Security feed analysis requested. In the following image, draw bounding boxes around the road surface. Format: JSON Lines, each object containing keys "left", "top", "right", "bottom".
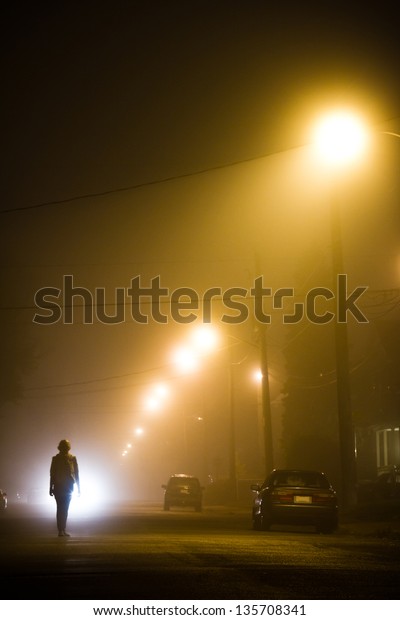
{"left": 1, "top": 501, "right": 399, "bottom": 600}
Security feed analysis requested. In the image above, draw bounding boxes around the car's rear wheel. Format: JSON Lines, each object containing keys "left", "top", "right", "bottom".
{"left": 260, "top": 514, "right": 271, "bottom": 531}
{"left": 253, "top": 514, "right": 261, "bottom": 530}
{"left": 253, "top": 511, "right": 271, "bottom": 531}
{"left": 317, "top": 520, "right": 337, "bottom": 534}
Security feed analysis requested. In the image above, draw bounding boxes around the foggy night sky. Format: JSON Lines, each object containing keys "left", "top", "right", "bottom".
{"left": 1, "top": 2, "right": 399, "bottom": 499}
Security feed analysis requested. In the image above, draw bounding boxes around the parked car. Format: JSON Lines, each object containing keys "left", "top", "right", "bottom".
{"left": 251, "top": 469, "right": 338, "bottom": 533}
{"left": 357, "top": 465, "right": 400, "bottom": 502}
{"left": 162, "top": 474, "right": 204, "bottom": 512}
{"left": 0, "top": 489, "right": 7, "bottom": 510}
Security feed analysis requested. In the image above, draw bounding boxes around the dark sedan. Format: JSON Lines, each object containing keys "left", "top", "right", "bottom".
{"left": 251, "top": 469, "right": 338, "bottom": 533}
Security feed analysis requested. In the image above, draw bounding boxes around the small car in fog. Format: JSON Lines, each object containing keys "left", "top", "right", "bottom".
{"left": 162, "top": 474, "right": 203, "bottom": 512}
{"left": 0, "top": 489, "right": 7, "bottom": 510}
{"left": 251, "top": 469, "right": 338, "bottom": 533}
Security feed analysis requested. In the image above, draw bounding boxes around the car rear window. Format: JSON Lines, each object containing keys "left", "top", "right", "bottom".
{"left": 272, "top": 472, "right": 330, "bottom": 489}
{"left": 168, "top": 478, "right": 199, "bottom": 488}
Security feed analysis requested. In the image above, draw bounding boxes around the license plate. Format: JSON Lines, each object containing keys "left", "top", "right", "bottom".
{"left": 294, "top": 495, "right": 312, "bottom": 504}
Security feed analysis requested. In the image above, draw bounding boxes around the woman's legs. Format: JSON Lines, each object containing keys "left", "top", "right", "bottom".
{"left": 55, "top": 492, "right": 72, "bottom": 534}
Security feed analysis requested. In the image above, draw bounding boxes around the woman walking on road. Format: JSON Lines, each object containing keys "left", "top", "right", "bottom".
{"left": 50, "top": 439, "right": 80, "bottom": 537}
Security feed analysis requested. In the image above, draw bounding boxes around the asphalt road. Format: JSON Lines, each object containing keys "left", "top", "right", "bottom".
{"left": 1, "top": 501, "right": 399, "bottom": 600}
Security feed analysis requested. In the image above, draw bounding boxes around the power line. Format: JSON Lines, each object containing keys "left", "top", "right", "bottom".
{"left": 2, "top": 116, "right": 399, "bottom": 216}
{"left": 0, "top": 147, "right": 299, "bottom": 215}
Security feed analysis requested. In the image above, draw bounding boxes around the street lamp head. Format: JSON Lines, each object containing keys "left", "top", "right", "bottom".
{"left": 253, "top": 369, "right": 263, "bottom": 384}
{"left": 172, "top": 346, "right": 199, "bottom": 374}
{"left": 313, "top": 111, "right": 369, "bottom": 167}
{"left": 190, "top": 325, "right": 219, "bottom": 353}
{"left": 144, "top": 382, "right": 170, "bottom": 412}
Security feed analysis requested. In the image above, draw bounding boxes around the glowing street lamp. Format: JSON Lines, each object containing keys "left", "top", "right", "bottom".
{"left": 313, "top": 111, "right": 369, "bottom": 167}
{"left": 312, "top": 110, "right": 369, "bottom": 509}
{"left": 144, "top": 382, "right": 170, "bottom": 412}
{"left": 253, "top": 369, "right": 263, "bottom": 384}
{"left": 190, "top": 325, "right": 220, "bottom": 354}
{"left": 171, "top": 327, "right": 219, "bottom": 375}
{"left": 171, "top": 346, "right": 200, "bottom": 374}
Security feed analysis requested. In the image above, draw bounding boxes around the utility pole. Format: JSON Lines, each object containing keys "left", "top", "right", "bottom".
{"left": 259, "top": 324, "right": 273, "bottom": 475}
{"left": 228, "top": 352, "right": 237, "bottom": 500}
{"left": 330, "top": 186, "right": 357, "bottom": 510}
{"left": 254, "top": 253, "right": 274, "bottom": 476}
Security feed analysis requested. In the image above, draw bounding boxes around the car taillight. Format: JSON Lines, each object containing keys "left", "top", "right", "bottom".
{"left": 312, "top": 492, "right": 335, "bottom": 504}
{"left": 272, "top": 490, "right": 294, "bottom": 502}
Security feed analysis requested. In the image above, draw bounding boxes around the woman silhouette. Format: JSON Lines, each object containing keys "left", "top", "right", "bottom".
{"left": 49, "top": 439, "right": 80, "bottom": 536}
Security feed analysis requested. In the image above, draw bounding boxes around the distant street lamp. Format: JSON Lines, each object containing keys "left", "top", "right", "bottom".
{"left": 144, "top": 382, "right": 170, "bottom": 413}
{"left": 171, "top": 346, "right": 200, "bottom": 374}
{"left": 190, "top": 325, "right": 219, "bottom": 354}
{"left": 313, "top": 110, "right": 369, "bottom": 510}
